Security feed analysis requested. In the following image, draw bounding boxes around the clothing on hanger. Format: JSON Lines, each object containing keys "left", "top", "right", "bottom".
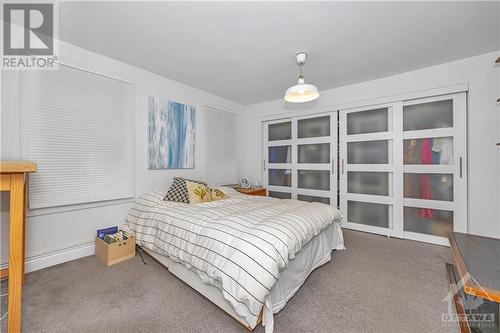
{"left": 419, "top": 138, "right": 433, "bottom": 219}
{"left": 432, "top": 137, "right": 453, "bottom": 164}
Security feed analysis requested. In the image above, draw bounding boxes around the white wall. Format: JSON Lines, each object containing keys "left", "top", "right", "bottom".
{"left": 0, "top": 41, "right": 243, "bottom": 271}
{"left": 239, "top": 51, "right": 500, "bottom": 239}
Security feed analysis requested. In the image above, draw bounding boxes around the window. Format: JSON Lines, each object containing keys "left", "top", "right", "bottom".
{"left": 22, "top": 64, "right": 134, "bottom": 209}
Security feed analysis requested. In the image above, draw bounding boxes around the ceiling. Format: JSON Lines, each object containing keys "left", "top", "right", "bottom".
{"left": 59, "top": 2, "right": 500, "bottom": 105}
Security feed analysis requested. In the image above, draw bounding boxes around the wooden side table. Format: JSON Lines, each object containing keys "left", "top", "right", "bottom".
{"left": 234, "top": 187, "right": 267, "bottom": 196}
{"left": 1, "top": 161, "right": 37, "bottom": 333}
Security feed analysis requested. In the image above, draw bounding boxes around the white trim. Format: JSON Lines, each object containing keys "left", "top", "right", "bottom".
{"left": 199, "top": 102, "right": 239, "bottom": 115}
{"left": 392, "top": 101, "right": 404, "bottom": 238}
{"left": 296, "top": 136, "right": 331, "bottom": 144}
{"left": 403, "top": 198, "right": 455, "bottom": 210}
{"left": 345, "top": 193, "right": 394, "bottom": 205}
{"left": 346, "top": 164, "right": 394, "bottom": 172}
{"left": 403, "top": 232, "right": 449, "bottom": 247}
{"left": 327, "top": 83, "right": 468, "bottom": 113}
{"left": 295, "top": 188, "right": 331, "bottom": 197}
{"left": 267, "top": 185, "right": 293, "bottom": 192}
{"left": 342, "top": 223, "right": 394, "bottom": 237}
{"left": 403, "top": 128, "right": 454, "bottom": 139}
{"left": 296, "top": 163, "right": 331, "bottom": 170}
{"left": 344, "top": 132, "right": 393, "bottom": 142}
{"left": 1, "top": 242, "right": 95, "bottom": 274}
{"left": 56, "top": 61, "right": 133, "bottom": 84}
{"left": 403, "top": 165, "right": 455, "bottom": 173}
{"left": 267, "top": 140, "right": 293, "bottom": 147}
{"left": 26, "top": 198, "right": 135, "bottom": 218}
{"left": 267, "top": 163, "right": 292, "bottom": 169}
{"left": 261, "top": 83, "right": 469, "bottom": 122}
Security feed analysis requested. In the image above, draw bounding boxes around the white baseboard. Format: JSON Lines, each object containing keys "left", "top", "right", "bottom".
{"left": 0, "top": 242, "right": 95, "bottom": 274}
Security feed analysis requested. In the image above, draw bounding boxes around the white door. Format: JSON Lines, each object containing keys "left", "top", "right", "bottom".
{"left": 339, "top": 103, "right": 399, "bottom": 237}
{"left": 263, "top": 118, "right": 293, "bottom": 199}
{"left": 263, "top": 112, "right": 338, "bottom": 206}
{"left": 340, "top": 92, "right": 467, "bottom": 245}
{"left": 401, "top": 93, "right": 467, "bottom": 245}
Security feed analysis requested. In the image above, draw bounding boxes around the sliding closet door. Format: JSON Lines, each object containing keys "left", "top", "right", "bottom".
{"left": 263, "top": 113, "right": 337, "bottom": 206}
{"left": 340, "top": 92, "right": 467, "bottom": 245}
{"left": 264, "top": 119, "right": 293, "bottom": 199}
{"left": 295, "top": 113, "right": 337, "bottom": 206}
{"left": 339, "top": 104, "right": 400, "bottom": 237}
{"left": 401, "top": 93, "right": 467, "bottom": 245}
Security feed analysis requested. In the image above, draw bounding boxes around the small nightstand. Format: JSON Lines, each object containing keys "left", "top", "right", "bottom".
{"left": 234, "top": 187, "right": 267, "bottom": 196}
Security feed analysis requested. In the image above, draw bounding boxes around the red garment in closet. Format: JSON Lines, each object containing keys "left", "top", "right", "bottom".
{"left": 419, "top": 139, "right": 433, "bottom": 219}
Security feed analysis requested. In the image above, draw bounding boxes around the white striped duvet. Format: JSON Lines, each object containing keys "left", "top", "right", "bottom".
{"left": 123, "top": 187, "right": 342, "bottom": 330}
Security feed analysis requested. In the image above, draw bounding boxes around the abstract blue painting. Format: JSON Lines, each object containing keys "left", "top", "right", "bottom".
{"left": 148, "top": 96, "right": 196, "bottom": 169}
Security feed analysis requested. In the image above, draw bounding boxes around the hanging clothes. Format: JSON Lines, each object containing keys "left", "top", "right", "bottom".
{"left": 404, "top": 139, "right": 419, "bottom": 164}
{"left": 420, "top": 138, "right": 433, "bottom": 164}
{"left": 419, "top": 138, "right": 433, "bottom": 219}
{"left": 432, "top": 137, "right": 453, "bottom": 164}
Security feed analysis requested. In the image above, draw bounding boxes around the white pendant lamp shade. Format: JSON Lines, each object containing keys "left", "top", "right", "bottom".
{"left": 284, "top": 52, "right": 319, "bottom": 103}
{"left": 284, "top": 78, "right": 320, "bottom": 103}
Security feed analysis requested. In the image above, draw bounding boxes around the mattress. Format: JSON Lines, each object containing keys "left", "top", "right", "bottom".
{"left": 123, "top": 187, "right": 344, "bottom": 331}
{"left": 144, "top": 222, "right": 344, "bottom": 332}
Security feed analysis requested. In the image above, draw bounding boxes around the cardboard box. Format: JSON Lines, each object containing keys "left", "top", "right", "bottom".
{"left": 95, "top": 232, "right": 135, "bottom": 266}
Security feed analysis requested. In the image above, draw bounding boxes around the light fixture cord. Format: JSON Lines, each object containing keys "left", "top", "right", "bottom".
{"left": 299, "top": 63, "right": 303, "bottom": 79}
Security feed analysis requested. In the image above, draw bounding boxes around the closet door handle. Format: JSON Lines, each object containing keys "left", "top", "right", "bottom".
{"left": 331, "top": 159, "right": 335, "bottom": 174}
{"left": 459, "top": 157, "right": 462, "bottom": 178}
{"left": 341, "top": 158, "right": 345, "bottom": 175}
{"left": 263, "top": 159, "right": 266, "bottom": 171}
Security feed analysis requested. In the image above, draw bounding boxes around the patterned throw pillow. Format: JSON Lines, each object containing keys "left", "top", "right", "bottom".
{"left": 185, "top": 181, "right": 227, "bottom": 204}
{"left": 164, "top": 177, "right": 207, "bottom": 203}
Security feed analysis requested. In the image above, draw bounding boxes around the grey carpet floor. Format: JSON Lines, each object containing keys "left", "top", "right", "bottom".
{"left": 1, "top": 230, "right": 456, "bottom": 333}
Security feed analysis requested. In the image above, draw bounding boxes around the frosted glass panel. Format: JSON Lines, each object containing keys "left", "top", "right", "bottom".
{"left": 269, "top": 146, "right": 291, "bottom": 163}
{"left": 269, "top": 169, "right": 291, "bottom": 187}
{"left": 403, "top": 137, "right": 453, "bottom": 165}
{"left": 347, "top": 201, "right": 389, "bottom": 228}
{"left": 297, "top": 170, "right": 330, "bottom": 191}
{"left": 268, "top": 122, "right": 291, "bottom": 141}
{"left": 297, "top": 116, "right": 330, "bottom": 138}
{"left": 347, "top": 140, "right": 389, "bottom": 164}
{"left": 348, "top": 172, "right": 389, "bottom": 196}
{"left": 297, "top": 195, "right": 330, "bottom": 204}
{"left": 404, "top": 173, "right": 453, "bottom": 201}
{"left": 347, "top": 108, "right": 388, "bottom": 135}
{"left": 403, "top": 100, "right": 453, "bottom": 131}
{"left": 404, "top": 206, "right": 453, "bottom": 237}
{"left": 269, "top": 191, "right": 291, "bottom": 199}
{"left": 298, "top": 143, "right": 330, "bottom": 163}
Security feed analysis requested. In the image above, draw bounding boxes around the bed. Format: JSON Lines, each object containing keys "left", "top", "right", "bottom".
{"left": 123, "top": 187, "right": 344, "bottom": 333}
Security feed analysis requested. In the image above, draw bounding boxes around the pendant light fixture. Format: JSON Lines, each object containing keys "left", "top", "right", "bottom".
{"left": 284, "top": 52, "right": 319, "bottom": 103}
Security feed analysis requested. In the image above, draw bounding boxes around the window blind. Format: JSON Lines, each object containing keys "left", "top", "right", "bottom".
{"left": 202, "top": 106, "right": 238, "bottom": 185}
{"left": 22, "top": 64, "right": 134, "bottom": 209}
